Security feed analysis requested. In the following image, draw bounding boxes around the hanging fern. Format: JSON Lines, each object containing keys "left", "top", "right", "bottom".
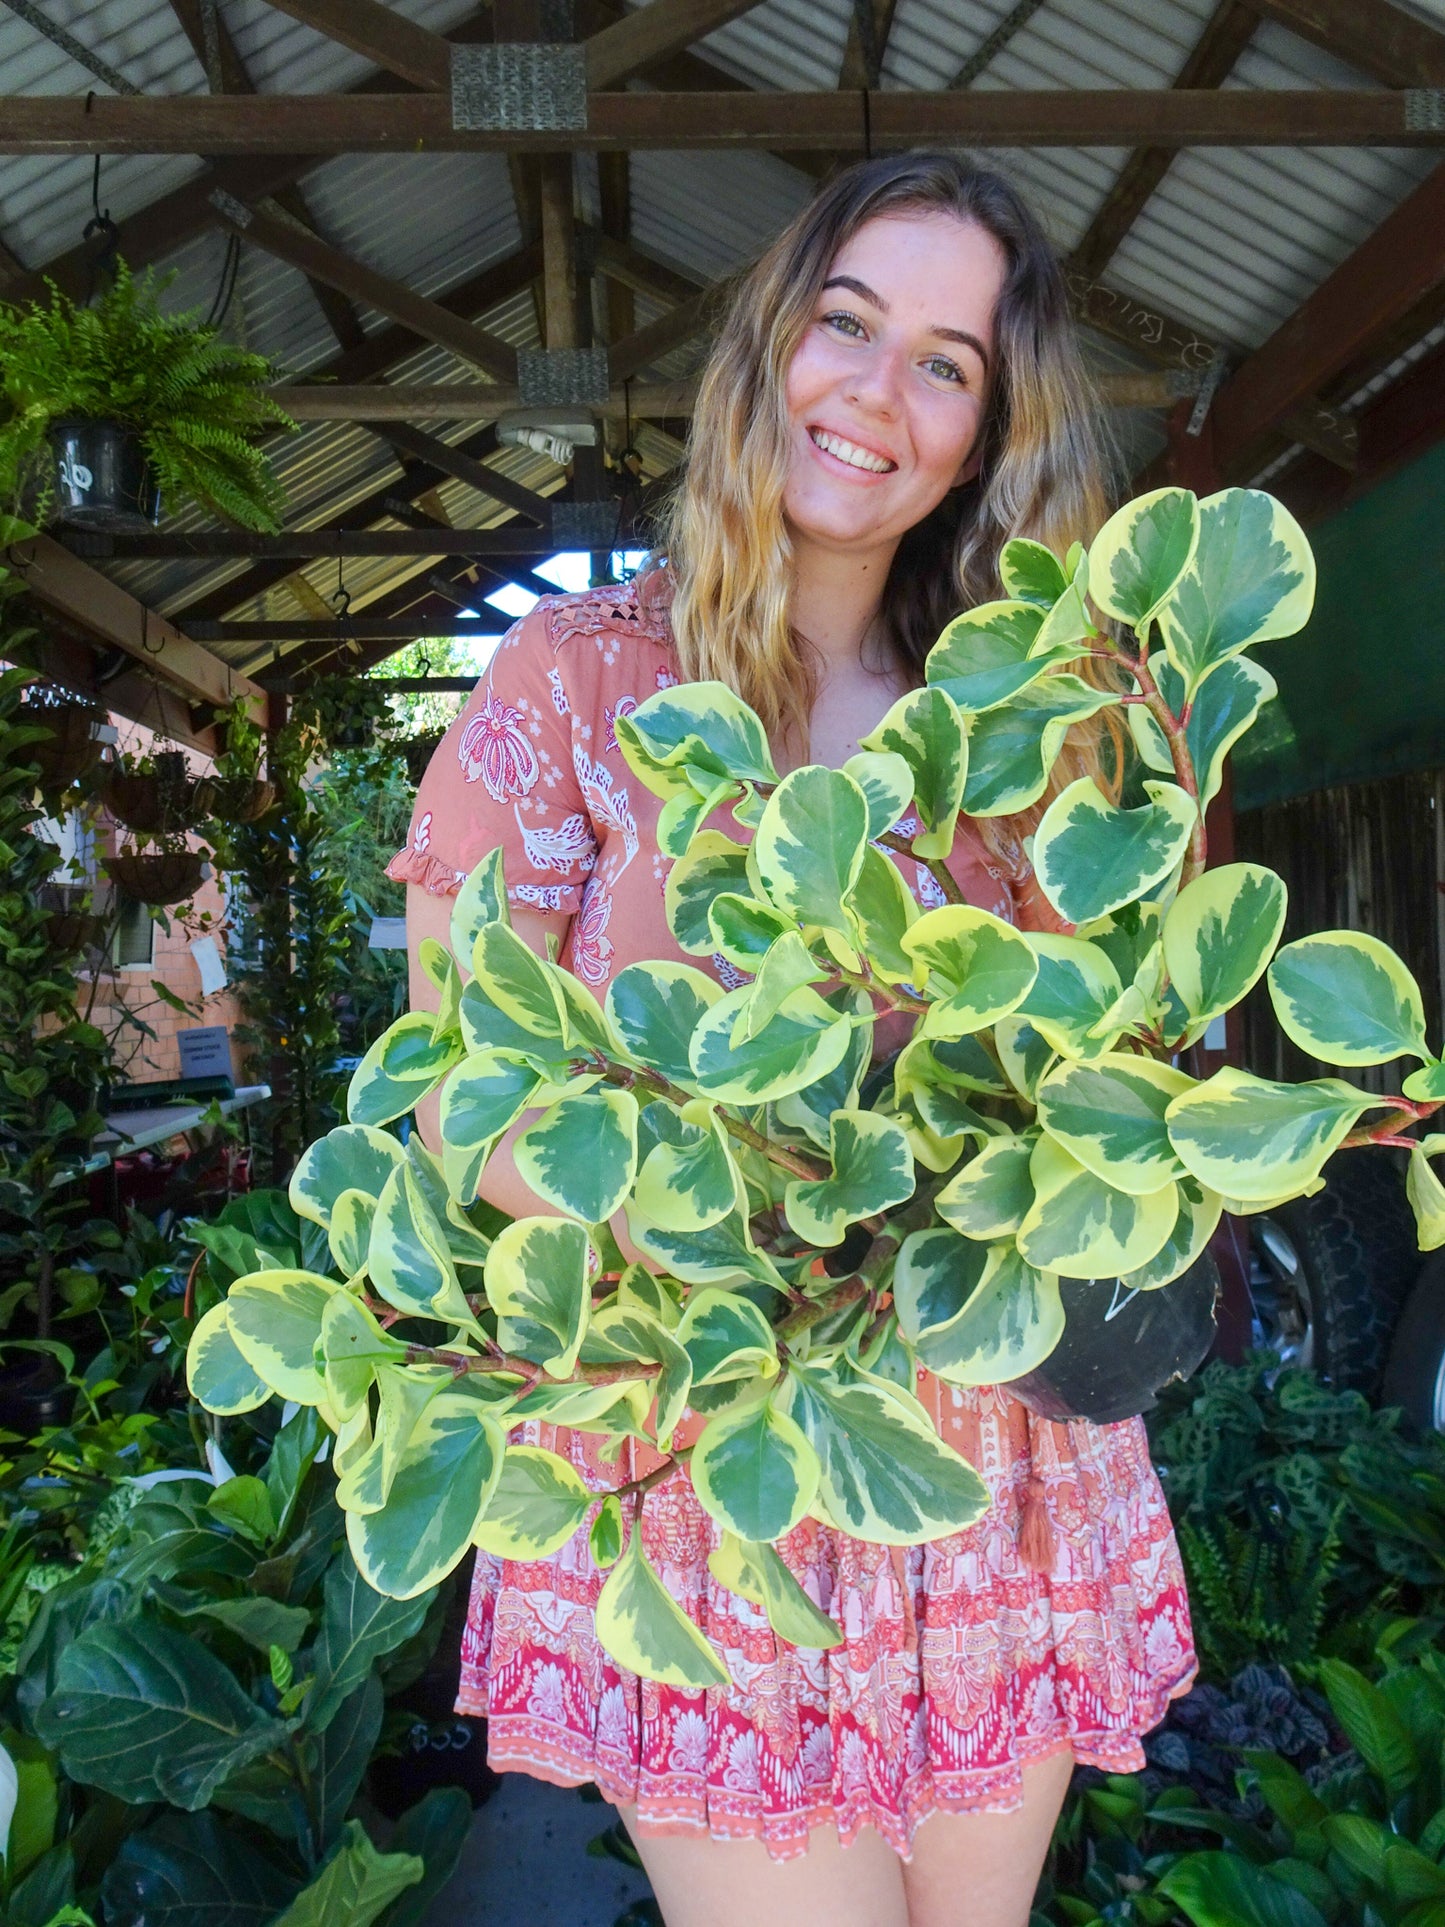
{"left": 0, "top": 261, "right": 294, "bottom": 530}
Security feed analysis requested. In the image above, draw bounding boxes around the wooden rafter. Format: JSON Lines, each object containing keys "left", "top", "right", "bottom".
{"left": 251, "top": 0, "right": 452, "bottom": 91}
{"left": 838, "top": 0, "right": 900, "bottom": 91}
{"left": 1210, "top": 160, "right": 1445, "bottom": 478}
{"left": 4, "top": 89, "right": 1440, "bottom": 153}
{"left": 1070, "top": 0, "right": 1259, "bottom": 281}
{"left": 68, "top": 531, "right": 601, "bottom": 560}
{"left": 363, "top": 423, "right": 555, "bottom": 524}
{"left": 596, "top": 153, "right": 634, "bottom": 343}
{"left": 1252, "top": 0, "right": 1445, "bottom": 88}
{"left": 583, "top": 0, "right": 769, "bottom": 88}
{"left": 209, "top": 195, "right": 519, "bottom": 382}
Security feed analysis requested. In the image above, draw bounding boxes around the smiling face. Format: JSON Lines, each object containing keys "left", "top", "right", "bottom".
{"left": 781, "top": 209, "right": 1008, "bottom": 568}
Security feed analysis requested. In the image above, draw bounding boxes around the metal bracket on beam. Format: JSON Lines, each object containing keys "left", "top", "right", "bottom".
{"left": 208, "top": 187, "right": 253, "bottom": 229}
{"left": 450, "top": 43, "right": 587, "bottom": 133}
{"left": 1185, "top": 350, "right": 1229, "bottom": 437}
{"left": 517, "top": 346, "right": 609, "bottom": 406}
{"left": 1406, "top": 90, "right": 1445, "bottom": 133}
{"left": 552, "top": 501, "right": 619, "bottom": 549}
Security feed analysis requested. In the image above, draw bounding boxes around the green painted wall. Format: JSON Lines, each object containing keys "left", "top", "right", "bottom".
{"left": 1235, "top": 436, "right": 1445, "bottom": 809}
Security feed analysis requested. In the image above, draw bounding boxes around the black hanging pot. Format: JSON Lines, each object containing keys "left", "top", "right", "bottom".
{"left": 48, "top": 419, "right": 161, "bottom": 531}
{"left": 0, "top": 1351, "right": 75, "bottom": 1436}
{"left": 1008, "top": 1255, "right": 1220, "bottom": 1426}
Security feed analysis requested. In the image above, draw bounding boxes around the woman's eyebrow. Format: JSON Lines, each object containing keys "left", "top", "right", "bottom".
{"left": 820, "top": 275, "right": 990, "bottom": 373}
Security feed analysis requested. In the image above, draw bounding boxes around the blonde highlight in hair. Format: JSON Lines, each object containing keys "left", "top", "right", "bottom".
{"left": 653, "top": 152, "right": 1125, "bottom": 865}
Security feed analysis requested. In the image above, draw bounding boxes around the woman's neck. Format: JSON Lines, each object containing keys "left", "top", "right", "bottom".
{"left": 788, "top": 530, "right": 898, "bottom": 672}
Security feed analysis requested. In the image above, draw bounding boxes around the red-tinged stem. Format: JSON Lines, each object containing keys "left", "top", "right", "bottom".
{"left": 775, "top": 1272, "right": 872, "bottom": 1347}
{"left": 877, "top": 830, "right": 966, "bottom": 906}
{"left": 1342, "top": 1097, "right": 1442, "bottom": 1149}
{"left": 1106, "top": 638, "right": 1207, "bottom": 885}
{"left": 615, "top": 1445, "right": 693, "bottom": 1503}
{"left": 588, "top": 1053, "right": 829, "bottom": 1182}
{"left": 405, "top": 1344, "right": 660, "bottom": 1388}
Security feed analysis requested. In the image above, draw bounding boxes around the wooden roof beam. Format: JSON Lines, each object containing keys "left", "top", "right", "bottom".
{"left": 209, "top": 194, "right": 519, "bottom": 382}
{"left": 1252, "top": 0, "right": 1445, "bottom": 88}
{"left": 6, "top": 89, "right": 1443, "bottom": 153}
{"left": 1071, "top": 0, "right": 1260, "bottom": 281}
{"left": 362, "top": 422, "right": 556, "bottom": 523}
{"left": 1210, "top": 160, "right": 1445, "bottom": 478}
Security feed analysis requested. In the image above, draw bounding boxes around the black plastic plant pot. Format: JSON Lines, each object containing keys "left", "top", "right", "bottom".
{"left": 1007, "top": 1255, "right": 1220, "bottom": 1426}
{"left": 0, "top": 1352, "right": 75, "bottom": 1436}
{"left": 48, "top": 419, "right": 160, "bottom": 531}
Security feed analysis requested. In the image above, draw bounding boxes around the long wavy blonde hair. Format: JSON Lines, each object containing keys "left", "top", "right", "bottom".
{"left": 652, "top": 152, "right": 1123, "bottom": 864}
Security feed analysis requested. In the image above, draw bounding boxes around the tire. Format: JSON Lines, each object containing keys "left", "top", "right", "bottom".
{"left": 1249, "top": 1147, "right": 1419, "bottom": 1394}
{"left": 1381, "top": 1252, "right": 1445, "bottom": 1431}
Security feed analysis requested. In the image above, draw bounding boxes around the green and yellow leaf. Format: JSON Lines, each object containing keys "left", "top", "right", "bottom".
{"left": 1268, "top": 931, "right": 1430, "bottom": 1067}
{"left": 1017, "top": 1136, "right": 1177, "bottom": 1279}
{"left": 187, "top": 1302, "right": 270, "bottom": 1416}
{"left": 1033, "top": 778, "right": 1197, "bottom": 926}
{"left": 691, "top": 1389, "right": 821, "bottom": 1542}
{"left": 1087, "top": 485, "right": 1200, "bottom": 631}
{"left": 485, "top": 1215, "right": 593, "bottom": 1377}
{"left": 595, "top": 1522, "right": 730, "bottom": 1688}
{"left": 1034, "top": 1052, "right": 1191, "bottom": 1195}
{"left": 1155, "top": 487, "right": 1315, "bottom": 697}
{"left": 1165, "top": 1066, "right": 1377, "bottom": 1201}
{"left": 514, "top": 1087, "right": 639, "bottom": 1224}
{"left": 859, "top": 685, "right": 968, "bottom": 859}
{"left": 347, "top": 1387, "right": 505, "bottom": 1599}
{"left": 472, "top": 1445, "right": 594, "bottom": 1558}
{"left": 1162, "top": 863, "right": 1287, "bottom": 1036}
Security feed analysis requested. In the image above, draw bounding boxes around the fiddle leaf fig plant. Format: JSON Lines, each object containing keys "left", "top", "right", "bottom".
{"left": 189, "top": 484, "right": 1445, "bottom": 1688}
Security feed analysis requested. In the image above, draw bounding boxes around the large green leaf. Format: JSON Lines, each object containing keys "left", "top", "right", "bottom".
{"left": 691, "top": 1390, "right": 820, "bottom": 1542}
{"left": 675, "top": 1287, "right": 779, "bottom": 1385}
{"left": 346, "top": 1387, "right": 505, "bottom": 1599}
{"left": 958, "top": 676, "right": 1115, "bottom": 818}
{"left": 305, "top": 1550, "right": 432, "bottom": 1733}
{"left": 186, "top": 1303, "right": 270, "bottom": 1416}
{"left": 784, "top": 1110, "right": 914, "bottom": 1246}
{"left": 1318, "top": 1657, "right": 1418, "bottom": 1799}
{"left": 437, "top": 1049, "right": 551, "bottom": 1205}
{"left": 859, "top": 685, "right": 967, "bottom": 859}
{"left": 924, "top": 600, "right": 1061, "bottom": 713}
{"left": 1034, "top": 778, "right": 1197, "bottom": 925}
{"left": 1163, "top": 863, "right": 1288, "bottom": 1036}
{"left": 1017, "top": 1135, "right": 1177, "bottom": 1278}
{"left": 289, "top": 1126, "right": 405, "bottom": 1228}
{"left": 348, "top": 1015, "right": 463, "bottom": 1128}
{"left": 485, "top": 1215, "right": 592, "bottom": 1375}
{"left": 663, "top": 832, "right": 750, "bottom": 954}
{"left": 1018, "top": 934, "right": 1126, "bottom": 1061}
{"left": 1157, "top": 1852, "right": 1329, "bottom": 1927}
{"left": 1406, "top": 1135, "right": 1445, "bottom": 1253}
{"left": 225, "top": 1270, "right": 339, "bottom": 1406}
{"left": 895, "top": 1230, "right": 1063, "bottom": 1386}
{"left": 615, "top": 680, "right": 777, "bottom": 792}
{"left": 99, "top": 1811, "right": 298, "bottom": 1927}
{"left": 450, "top": 847, "right": 510, "bottom": 959}
{"left": 935, "top": 1131, "right": 1036, "bottom": 1240}
{"left": 1156, "top": 486, "right": 1315, "bottom": 698}
{"left": 1165, "top": 1067, "right": 1376, "bottom": 1201}
{"left": 1130, "top": 653, "right": 1278, "bottom": 812}
{"left": 902, "top": 904, "right": 1038, "bottom": 1040}
{"left": 1268, "top": 930, "right": 1430, "bottom": 1067}
{"left": 606, "top": 960, "right": 719, "bottom": 1085}
{"left": 36, "top": 1622, "right": 288, "bottom": 1810}
{"left": 633, "top": 1102, "right": 740, "bottom": 1232}
{"left": 688, "top": 985, "right": 853, "bottom": 1104}
{"left": 594, "top": 1522, "right": 730, "bottom": 1688}
{"left": 515, "top": 1087, "right": 639, "bottom": 1224}
{"left": 754, "top": 765, "right": 869, "bottom": 937}
{"left": 707, "top": 1534, "right": 842, "bottom": 1649}
{"left": 1088, "top": 485, "right": 1200, "bottom": 631}
{"left": 471, "top": 1445, "right": 594, "bottom": 1559}
{"left": 779, "top": 1364, "right": 990, "bottom": 1545}
{"left": 377, "top": 1789, "right": 474, "bottom": 1927}
{"left": 1034, "top": 1052, "right": 1191, "bottom": 1195}
{"left": 270, "top": 1820, "right": 421, "bottom": 1927}
{"left": 310, "top": 1674, "right": 382, "bottom": 1850}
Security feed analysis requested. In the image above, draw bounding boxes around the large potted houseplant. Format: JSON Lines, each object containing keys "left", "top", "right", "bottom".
{"left": 189, "top": 484, "right": 1445, "bottom": 1687}
{"left": 0, "top": 261, "right": 294, "bottom": 532}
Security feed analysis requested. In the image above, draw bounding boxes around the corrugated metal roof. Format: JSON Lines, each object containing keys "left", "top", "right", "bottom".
{"left": 4, "top": 0, "right": 1444, "bottom": 665}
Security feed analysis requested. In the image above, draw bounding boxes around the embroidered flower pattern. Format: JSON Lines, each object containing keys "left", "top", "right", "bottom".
{"left": 459, "top": 693, "right": 540, "bottom": 802}
{"left": 604, "top": 694, "right": 638, "bottom": 754}
{"left": 569, "top": 875, "right": 615, "bottom": 986}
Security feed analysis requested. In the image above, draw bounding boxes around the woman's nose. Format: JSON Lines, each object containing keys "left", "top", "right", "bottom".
{"left": 845, "top": 344, "right": 905, "bottom": 416}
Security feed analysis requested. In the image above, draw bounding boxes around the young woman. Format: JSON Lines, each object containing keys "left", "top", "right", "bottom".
{"left": 391, "top": 152, "right": 1195, "bottom": 1927}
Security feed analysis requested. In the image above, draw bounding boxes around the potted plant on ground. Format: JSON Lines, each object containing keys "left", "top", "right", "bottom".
{"left": 190, "top": 484, "right": 1445, "bottom": 1686}
{"left": 0, "top": 261, "right": 295, "bottom": 532}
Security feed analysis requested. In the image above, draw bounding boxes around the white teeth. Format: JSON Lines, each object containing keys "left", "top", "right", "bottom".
{"left": 810, "top": 428, "right": 894, "bottom": 473}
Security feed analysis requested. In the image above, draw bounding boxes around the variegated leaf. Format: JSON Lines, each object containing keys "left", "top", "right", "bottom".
{"left": 691, "top": 1388, "right": 820, "bottom": 1542}
{"left": 784, "top": 1109, "right": 914, "bottom": 1247}
{"left": 1165, "top": 1067, "right": 1376, "bottom": 1201}
{"left": 1156, "top": 487, "right": 1315, "bottom": 697}
{"left": 901, "top": 904, "right": 1038, "bottom": 1040}
{"left": 514, "top": 1087, "right": 639, "bottom": 1224}
{"left": 614, "top": 680, "right": 777, "bottom": 792}
{"left": 707, "top": 1534, "right": 841, "bottom": 1648}
{"left": 894, "top": 1229, "right": 1063, "bottom": 1385}
{"left": 595, "top": 1522, "right": 730, "bottom": 1688}
{"left": 348, "top": 1014, "right": 465, "bottom": 1128}
{"left": 472, "top": 921, "right": 568, "bottom": 1040}
{"left": 689, "top": 984, "right": 853, "bottom": 1104}
{"left": 187, "top": 1303, "right": 270, "bottom": 1416}
{"left": 1088, "top": 485, "right": 1200, "bottom": 631}
{"left": 754, "top": 766, "right": 869, "bottom": 936}
{"left": 225, "top": 1270, "right": 340, "bottom": 1406}
{"left": 924, "top": 600, "right": 1059, "bottom": 713}
{"left": 1268, "top": 931, "right": 1430, "bottom": 1067}
{"left": 1034, "top": 778, "right": 1197, "bottom": 925}
{"left": 842, "top": 749, "right": 914, "bottom": 841}
{"left": 663, "top": 831, "right": 751, "bottom": 954}
{"left": 290, "top": 1124, "right": 406, "bottom": 1228}
{"left": 1017, "top": 934, "right": 1125, "bottom": 1061}
{"left": 633, "top": 1103, "right": 740, "bottom": 1232}
{"left": 959, "top": 676, "right": 1115, "bottom": 818}
{"left": 472, "top": 1445, "right": 593, "bottom": 1558}
{"left": 1129, "top": 653, "right": 1278, "bottom": 812}
{"left": 859, "top": 685, "right": 967, "bottom": 859}
{"left": 1162, "top": 863, "right": 1287, "bottom": 1036}
{"left": 935, "top": 1131, "right": 1037, "bottom": 1240}
{"left": 1406, "top": 1136, "right": 1445, "bottom": 1253}
{"left": 437, "top": 1049, "right": 555, "bottom": 1206}
{"left": 1117, "top": 1174, "right": 1223, "bottom": 1290}
{"left": 606, "top": 959, "right": 719, "bottom": 1087}
{"left": 1034, "top": 1053, "right": 1192, "bottom": 1195}
{"left": 485, "top": 1215, "right": 592, "bottom": 1376}
{"left": 450, "top": 847, "right": 510, "bottom": 961}
{"left": 1017, "top": 1136, "right": 1178, "bottom": 1279}
{"left": 347, "top": 1386, "right": 505, "bottom": 1599}
{"left": 676, "top": 1287, "right": 779, "bottom": 1385}
{"left": 998, "top": 537, "right": 1067, "bottom": 607}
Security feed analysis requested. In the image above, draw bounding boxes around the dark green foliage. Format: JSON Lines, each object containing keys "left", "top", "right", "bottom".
{"left": 0, "top": 263, "right": 293, "bottom": 530}
{"left": 0, "top": 589, "right": 111, "bottom": 1334}
{"left": 1148, "top": 1355, "right": 1445, "bottom": 1671}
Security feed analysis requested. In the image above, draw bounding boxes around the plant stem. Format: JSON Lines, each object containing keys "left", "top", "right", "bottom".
{"left": 775, "top": 1272, "right": 870, "bottom": 1346}
{"left": 588, "top": 1055, "right": 829, "bottom": 1181}
{"left": 1106, "top": 637, "right": 1208, "bottom": 884}
{"left": 876, "top": 830, "right": 966, "bottom": 905}
{"left": 614, "top": 1446, "right": 692, "bottom": 1502}
{"left": 406, "top": 1344, "right": 660, "bottom": 1387}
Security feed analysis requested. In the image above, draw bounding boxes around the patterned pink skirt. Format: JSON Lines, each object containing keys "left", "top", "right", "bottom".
{"left": 457, "top": 1378, "right": 1196, "bottom": 1862}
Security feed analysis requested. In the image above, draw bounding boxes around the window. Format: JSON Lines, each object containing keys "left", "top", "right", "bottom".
{"left": 111, "top": 893, "right": 156, "bottom": 970}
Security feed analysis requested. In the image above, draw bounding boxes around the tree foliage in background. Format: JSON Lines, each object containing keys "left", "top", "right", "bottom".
{"left": 193, "top": 485, "right": 1445, "bottom": 1684}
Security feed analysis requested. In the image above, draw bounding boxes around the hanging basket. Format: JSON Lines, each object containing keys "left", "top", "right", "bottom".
{"left": 48, "top": 419, "right": 161, "bottom": 532}
{"left": 101, "top": 752, "right": 199, "bottom": 836}
{"left": 19, "top": 698, "right": 107, "bottom": 795}
{"left": 402, "top": 733, "right": 443, "bottom": 786}
{"left": 192, "top": 774, "right": 277, "bottom": 824}
{"left": 103, "top": 849, "right": 206, "bottom": 907}
{"left": 43, "top": 909, "right": 106, "bottom": 955}
{"left": 1007, "top": 1255, "right": 1220, "bottom": 1426}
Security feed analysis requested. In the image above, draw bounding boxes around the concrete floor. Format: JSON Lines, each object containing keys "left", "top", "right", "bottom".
{"left": 422, "top": 1774, "right": 657, "bottom": 1927}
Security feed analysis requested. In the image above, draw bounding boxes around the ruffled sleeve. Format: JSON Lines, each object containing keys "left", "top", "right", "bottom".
{"left": 386, "top": 603, "right": 598, "bottom": 915}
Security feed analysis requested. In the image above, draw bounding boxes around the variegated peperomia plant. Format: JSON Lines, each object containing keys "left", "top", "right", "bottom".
{"left": 188, "top": 484, "right": 1445, "bottom": 1689}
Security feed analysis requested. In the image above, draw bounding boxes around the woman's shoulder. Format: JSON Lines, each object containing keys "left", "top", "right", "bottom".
{"left": 491, "top": 574, "right": 677, "bottom": 686}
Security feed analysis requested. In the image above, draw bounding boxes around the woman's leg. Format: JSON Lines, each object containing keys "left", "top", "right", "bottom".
{"left": 614, "top": 1805, "right": 910, "bottom": 1927}
{"left": 900, "top": 1748, "right": 1075, "bottom": 1927}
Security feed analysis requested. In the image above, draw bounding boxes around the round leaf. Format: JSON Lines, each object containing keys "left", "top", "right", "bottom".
{"left": 1268, "top": 930, "right": 1429, "bottom": 1067}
